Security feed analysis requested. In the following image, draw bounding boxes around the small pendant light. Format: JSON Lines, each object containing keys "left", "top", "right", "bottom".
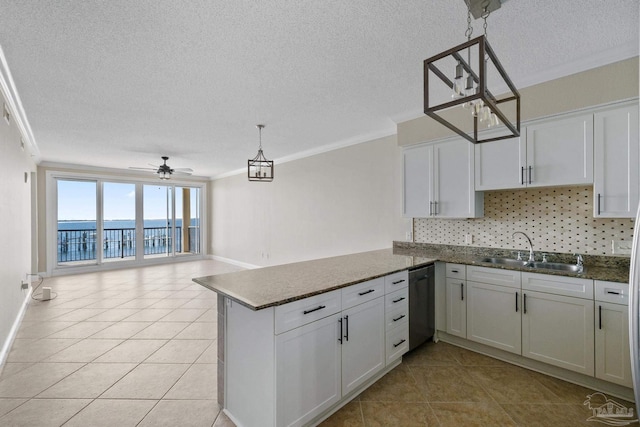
{"left": 248, "top": 124, "right": 274, "bottom": 182}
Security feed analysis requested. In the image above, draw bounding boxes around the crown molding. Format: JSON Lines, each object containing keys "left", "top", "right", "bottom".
{"left": 0, "top": 44, "right": 40, "bottom": 160}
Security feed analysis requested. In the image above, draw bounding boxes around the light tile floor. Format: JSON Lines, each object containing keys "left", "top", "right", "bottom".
{"left": 0, "top": 259, "right": 635, "bottom": 426}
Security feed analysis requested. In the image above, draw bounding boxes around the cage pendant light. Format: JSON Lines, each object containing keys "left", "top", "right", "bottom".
{"left": 248, "top": 124, "right": 274, "bottom": 182}
{"left": 423, "top": 0, "right": 520, "bottom": 144}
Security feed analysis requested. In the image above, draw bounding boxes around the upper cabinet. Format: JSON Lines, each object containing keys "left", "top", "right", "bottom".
{"left": 475, "top": 114, "right": 594, "bottom": 191}
{"left": 403, "top": 139, "right": 483, "bottom": 218}
{"left": 593, "top": 104, "right": 640, "bottom": 218}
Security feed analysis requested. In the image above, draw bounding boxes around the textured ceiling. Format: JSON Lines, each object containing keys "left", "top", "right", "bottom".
{"left": 0, "top": 0, "right": 637, "bottom": 178}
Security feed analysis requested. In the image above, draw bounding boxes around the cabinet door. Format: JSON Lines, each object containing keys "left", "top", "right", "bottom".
{"left": 522, "top": 290, "right": 594, "bottom": 375}
{"left": 467, "top": 281, "right": 521, "bottom": 354}
{"left": 275, "top": 313, "right": 342, "bottom": 427}
{"left": 594, "top": 104, "right": 640, "bottom": 218}
{"left": 341, "top": 297, "right": 385, "bottom": 395}
{"left": 403, "top": 144, "right": 432, "bottom": 218}
{"left": 433, "top": 139, "right": 482, "bottom": 218}
{"left": 595, "top": 302, "right": 632, "bottom": 387}
{"left": 526, "top": 114, "right": 594, "bottom": 187}
{"left": 446, "top": 278, "right": 466, "bottom": 338}
{"left": 474, "top": 136, "right": 524, "bottom": 190}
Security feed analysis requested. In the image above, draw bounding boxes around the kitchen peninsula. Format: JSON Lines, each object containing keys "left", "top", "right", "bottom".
{"left": 193, "top": 245, "right": 631, "bottom": 427}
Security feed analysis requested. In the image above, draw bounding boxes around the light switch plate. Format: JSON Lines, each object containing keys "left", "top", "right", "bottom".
{"left": 612, "top": 240, "right": 632, "bottom": 255}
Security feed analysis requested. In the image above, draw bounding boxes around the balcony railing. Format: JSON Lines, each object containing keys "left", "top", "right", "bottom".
{"left": 57, "top": 226, "right": 199, "bottom": 263}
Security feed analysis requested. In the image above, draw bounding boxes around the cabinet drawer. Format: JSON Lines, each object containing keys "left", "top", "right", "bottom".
{"left": 385, "top": 287, "right": 408, "bottom": 310}
{"left": 385, "top": 270, "right": 409, "bottom": 293}
{"left": 342, "top": 278, "right": 385, "bottom": 310}
{"left": 446, "top": 263, "right": 465, "bottom": 280}
{"left": 275, "top": 289, "right": 341, "bottom": 335}
{"left": 386, "top": 324, "right": 409, "bottom": 365}
{"left": 467, "top": 265, "right": 521, "bottom": 289}
{"left": 595, "top": 280, "right": 628, "bottom": 305}
{"left": 522, "top": 272, "right": 593, "bottom": 299}
{"left": 385, "top": 304, "right": 409, "bottom": 332}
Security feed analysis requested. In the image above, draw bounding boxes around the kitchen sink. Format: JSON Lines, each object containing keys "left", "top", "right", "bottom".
{"left": 475, "top": 257, "right": 583, "bottom": 273}
{"left": 476, "top": 257, "right": 528, "bottom": 267}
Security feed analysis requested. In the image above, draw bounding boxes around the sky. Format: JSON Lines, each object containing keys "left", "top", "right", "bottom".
{"left": 57, "top": 180, "right": 199, "bottom": 221}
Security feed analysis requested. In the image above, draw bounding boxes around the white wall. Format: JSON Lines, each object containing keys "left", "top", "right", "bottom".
{"left": 0, "top": 89, "right": 36, "bottom": 362}
{"left": 210, "top": 135, "right": 409, "bottom": 266}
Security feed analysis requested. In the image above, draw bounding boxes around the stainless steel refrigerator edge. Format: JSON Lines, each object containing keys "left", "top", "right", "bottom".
{"left": 629, "top": 201, "right": 640, "bottom": 411}
{"left": 409, "top": 264, "right": 435, "bottom": 351}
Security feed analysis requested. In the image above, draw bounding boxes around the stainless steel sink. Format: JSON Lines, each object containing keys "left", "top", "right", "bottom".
{"left": 476, "top": 257, "right": 528, "bottom": 267}
{"left": 528, "top": 261, "right": 583, "bottom": 273}
{"left": 475, "top": 257, "right": 583, "bottom": 273}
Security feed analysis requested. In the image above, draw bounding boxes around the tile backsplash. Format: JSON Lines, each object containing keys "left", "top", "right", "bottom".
{"left": 413, "top": 186, "right": 635, "bottom": 256}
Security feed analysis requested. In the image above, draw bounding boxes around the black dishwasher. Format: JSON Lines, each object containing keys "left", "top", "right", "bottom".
{"left": 408, "top": 264, "right": 435, "bottom": 351}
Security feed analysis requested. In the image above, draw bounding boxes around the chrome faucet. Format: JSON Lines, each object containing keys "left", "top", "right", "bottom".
{"left": 512, "top": 232, "right": 535, "bottom": 263}
{"left": 574, "top": 253, "right": 584, "bottom": 272}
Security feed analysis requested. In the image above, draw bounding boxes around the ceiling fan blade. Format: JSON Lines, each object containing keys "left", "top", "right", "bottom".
{"left": 148, "top": 163, "right": 160, "bottom": 168}
{"left": 173, "top": 168, "right": 194, "bottom": 172}
{"left": 129, "top": 167, "right": 158, "bottom": 171}
{"left": 172, "top": 170, "right": 192, "bottom": 176}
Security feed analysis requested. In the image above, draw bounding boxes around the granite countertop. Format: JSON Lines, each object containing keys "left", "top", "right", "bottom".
{"left": 193, "top": 249, "right": 436, "bottom": 310}
{"left": 193, "top": 244, "right": 631, "bottom": 311}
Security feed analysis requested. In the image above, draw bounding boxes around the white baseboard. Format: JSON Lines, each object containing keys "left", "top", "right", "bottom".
{"left": 0, "top": 290, "right": 31, "bottom": 372}
{"left": 209, "top": 255, "right": 260, "bottom": 270}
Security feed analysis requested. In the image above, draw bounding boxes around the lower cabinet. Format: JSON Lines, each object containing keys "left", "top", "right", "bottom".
{"left": 446, "top": 278, "right": 466, "bottom": 338}
{"left": 521, "top": 290, "right": 595, "bottom": 375}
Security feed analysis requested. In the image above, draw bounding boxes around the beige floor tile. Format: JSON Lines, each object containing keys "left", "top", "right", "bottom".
{"left": 131, "top": 322, "right": 190, "bottom": 339}
{"left": 84, "top": 298, "right": 134, "bottom": 308}
{"left": 51, "top": 308, "right": 108, "bottom": 322}
{"left": 7, "top": 338, "right": 79, "bottom": 362}
{"left": 0, "top": 399, "right": 27, "bottom": 417}
{"left": 0, "top": 363, "right": 84, "bottom": 398}
{"left": 181, "top": 298, "right": 217, "bottom": 309}
{"left": 359, "top": 364, "right": 424, "bottom": 402}
{"left": 141, "top": 290, "right": 179, "bottom": 299}
{"left": 93, "top": 339, "right": 167, "bottom": 363}
{"left": 430, "top": 401, "right": 516, "bottom": 426}
{"left": 466, "top": 365, "right": 560, "bottom": 404}
{"left": 44, "top": 338, "right": 123, "bottom": 362}
{"left": 0, "top": 363, "right": 33, "bottom": 380}
{"left": 100, "top": 363, "right": 189, "bottom": 399}
{"left": 116, "top": 299, "right": 163, "bottom": 309}
{"left": 447, "top": 346, "right": 511, "bottom": 367}
{"left": 37, "top": 363, "right": 136, "bottom": 398}
{"left": 138, "top": 399, "right": 220, "bottom": 427}
{"left": 409, "top": 365, "right": 493, "bottom": 403}
{"left": 158, "top": 308, "right": 207, "bottom": 322}
{"left": 403, "top": 341, "right": 459, "bottom": 367}
{"left": 195, "top": 341, "right": 218, "bottom": 364}
{"left": 194, "top": 309, "right": 218, "bottom": 322}
{"left": 46, "top": 321, "right": 114, "bottom": 338}
{"left": 500, "top": 403, "right": 593, "bottom": 426}
{"left": 64, "top": 399, "right": 157, "bottom": 427}
{"left": 145, "top": 339, "right": 211, "bottom": 363}
{"left": 89, "top": 321, "right": 153, "bottom": 339}
{"left": 164, "top": 363, "right": 217, "bottom": 400}
{"left": 123, "top": 308, "right": 174, "bottom": 321}
{"left": 148, "top": 298, "right": 191, "bottom": 309}
{"left": 174, "top": 322, "right": 217, "bottom": 339}
{"left": 50, "top": 298, "right": 101, "bottom": 309}
{"left": 319, "top": 400, "right": 364, "bottom": 427}
{"left": 85, "top": 308, "right": 141, "bottom": 322}
{"left": 212, "top": 411, "right": 236, "bottom": 427}
{"left": 22, "top": 308, "right": 76, "bottom": 322}
{"left": 15, "top": 321, "right": 78, "bottom": 339}
{"left": 0, "top": 398, "right": 91, "bottom": 427}
{"left": 360, "top": 401, "right": 439, "bottom": 426}
{"left": 528, "top": 371, "right": 598, "bottom": 404}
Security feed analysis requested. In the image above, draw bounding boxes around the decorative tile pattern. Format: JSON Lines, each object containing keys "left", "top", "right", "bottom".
{"left": 414, "top": 186, "right": 635, "bottom": 255}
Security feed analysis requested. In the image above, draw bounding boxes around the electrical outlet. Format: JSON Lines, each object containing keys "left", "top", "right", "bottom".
{"left": 612, "top": 240, "right": 632, "bottom": 255}
{"left": 406, "top": 231, "right": 413, "bottom": 241}
{"left": 465, "top": 234, "right": 473, "bottom": 244}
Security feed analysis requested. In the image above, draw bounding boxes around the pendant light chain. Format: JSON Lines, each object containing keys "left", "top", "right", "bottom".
{"left": 257, "top": 124, "right": 263, "bottom": 150}
{"left": 481, "top": 0, "right": 490, "bottom": 39}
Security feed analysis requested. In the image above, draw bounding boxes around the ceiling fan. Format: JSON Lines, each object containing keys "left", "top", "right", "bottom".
{"left": 129, "top": 156, "right": 193, "bottom": 180}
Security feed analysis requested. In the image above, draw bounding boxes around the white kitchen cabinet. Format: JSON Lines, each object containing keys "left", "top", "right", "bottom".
{"left": 276, "top": 313, "right": 342, "bottom": 427}
{"left": 594, "top": 103, "right": 640, "bottom": 218}
{"left": 595, "top": 280, "right": 632, "bottom": 387}
{"left": 467, "top": 281, "right": 521, "bottom": 355}
{"left": 403, "top": 139, "right": 483, "bottom": 218}
{"left": 475, "top": 113, "right": 594, "bottom": 190}
{"left": 341, "top": 296, "right": 386, "bottom": 395}
{"left": 446, "top": 277, "right": 466, "bottom": 338}
{"left": 521, "top": 289, "right": 594, "bottom": 375}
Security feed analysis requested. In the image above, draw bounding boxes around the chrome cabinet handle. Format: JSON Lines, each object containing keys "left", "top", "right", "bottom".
{"left": 393, "top": 339, "right": 406, "bottom": 348}
{"left": 358, "top": 289, "right": 375, "bottom": 296}
{"left": 303, "top": 305, "right": 326, "bottom": 315}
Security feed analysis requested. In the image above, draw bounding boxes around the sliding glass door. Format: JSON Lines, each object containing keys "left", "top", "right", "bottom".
{"left": 57, "top": 179, "right": 97, "bottom": 265}
{"left": 175, "top": 186, "right": 201, "bottom": 255}
{"left": 102, "top": 182, "right": 136, "bottom": 262}
{"left": 143, "top": 184, "right": 174, "bottom": 258}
